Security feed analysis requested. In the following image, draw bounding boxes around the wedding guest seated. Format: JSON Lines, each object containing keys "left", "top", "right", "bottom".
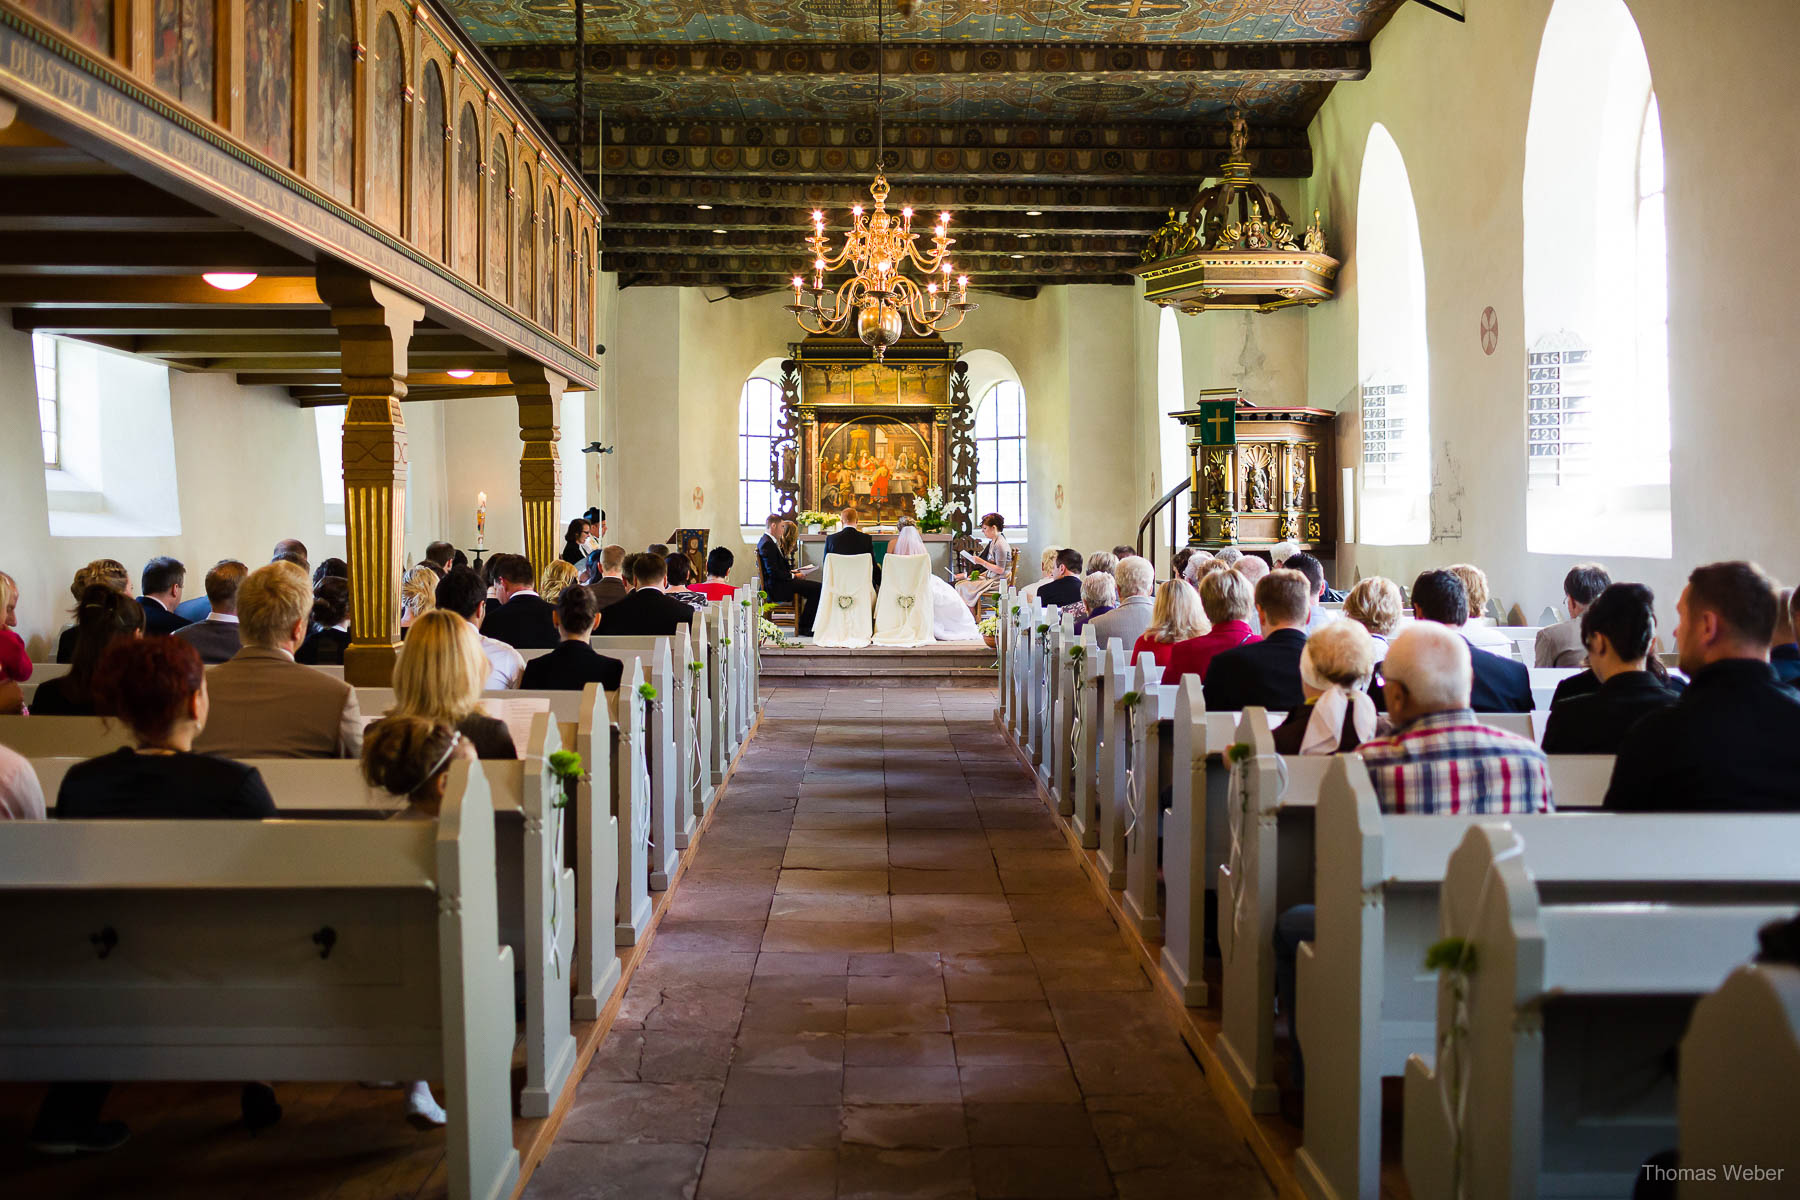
{"left": 1204, "top": 570, "right": 1311, "bottom": 713}
{"left": 433, "top": 567, "right": 524, "bottom": 690}
{"left": 1536, "top": 562, "right": 1611, "bottom": 667}
{"left": 1284, "top": 552, "right": 1335, "bottom": 635}
{"left": 196, "top": 562, "right": 363, "bottom": 758}
{"left": 38, "top": 635, "right": 277, "bottom": 1154}
{"left": 0, "top": 570, "right": 28, "bottom": 684}
{"left": 310, "top": 557, "right": 349, "bottom": 588}
{"left": 31, "top": 587, "right": 144, "bottom": 716}
{"left": 757, "top": 514, "right": 819, "bottom": 637}
{"left": 1088, "top": 556, "right": 1156, "bottom": 652}
{"left": 173, "top": 561, "right": 247, "bottom": 665}
{"left": 1017, "top": 547, "right": 1060, "bottom": 602}
{"left": 693, "top": 548, "right": 737, "bottom": 602}
{"left": 1448, "top": 562, "right": 1512, "bottom": 652}
{"left": 422, "top": 541, "right": 455, "bottom": 578}
{"left": 1272, "top": 622, "right": 1553, "bottom": 1089}
{"left": 1271, "top": 620, "right": 1378, "bottom": 754}
{"left": 1213, "top": 547, "right": 1243, "bottom": 567}
{"left": 0, "top": 738, "right": 44, "bottom": 819}
{"left": 1181, "top": 550, "right": 1215, "bottom": 588}
{"left": 1540, "top": 583, "right": 1681, "bottom": 754}
{"left": 296, "top": 577, "right": 352, "bottom": 665}
{"left": 598, "top": 550, "right": 696, "bottom": 637}
{"left": 953, "top": 513, "right": 1013, "bottom": 611}
{"left": 539, "top": 560, "right": 578, "bottom": 605}
{"left": 1171, "top": 547, "right": 1195, "bottom": 582}
{"left": 663, "top": 553, "right": 710, "bottom": 610}
{"left": 0, "top": 679, "right": 22, "bottom": 716}
{"left": 134, "top": 557, "right": 190, "bottom": 637}
{"left": 270, "top": 538, "right": 309, "bottom": 569}
{"left": 380, "top": 611, "right": 514, "bottom": 759}
{"left": 1343, "top": 576, "right": 1404, "bottom": 648}
{"left": 1233, "top": 553, "right": 1270, "bottom": 593}
{"left": 1132, "top": 579, "right": 1207, "bottom": 668}
{"left": 481, "top": 554, "right": 558, "bottom": 650}
{"left": 1168, "top": 567, "right": 1260, "bottom": 683}
{"left": 1036, "top": 548, "right": 1085, "bottom": 609}
{"left": 592, "top": 545, "right": 630, "bottom": 611}
{"left": 1769, "top": 587, "right": 1800, "bottom": 685}
{"left": 400, "top": 563, "right": 439, "bottom": 630}
{"left": 1605, "top": 561, "right": 1800, "bottom": 812}
{"left": 1072, "top": 571, "right": 1117, "bottom": 634}
{"left": 1269, "top": 541, "right": 1300, "bottom": 567}
{"left": 647, "top": 544, "right": 670, "bottom": 559}
{"left": 1379, "top": 569, "right": 1531, "bottom": 714}
{"left": 1111, "top": 545, "right": 1137, "bottom": 561}
{"left": 523, "top": 584, "right": 623, "bottom": 692}
{"left": 56, "top": 560, "right": 129, "bottom": 665}
{"left": 559, "top": 517, "right": 589, "bottom": 566}
{"left": 1085, "top": 551, "right": 1119, "bottom": 580}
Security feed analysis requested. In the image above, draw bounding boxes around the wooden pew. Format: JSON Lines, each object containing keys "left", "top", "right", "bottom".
{"left": 610, "top": 661, "right": 655, "bottom": 947}
{"left": 1158, "top": 678, "right": 1212, "bottom": 1006}
{"left": 1528, "top": 666, "right": 1582, "bottom": 709}
{"left": 1401, "top": 823, "right": 1800, "bottom": 1200}
{"left": 0, "top": 761, "right": 520, "bottom": 1200}
{"left": 1678, "top": 964, "right": 1800, "bottom": 1192}
{"left": 1037, "top": 611, "right": 1076, "bottom": 792}
{"left": 590, "top": 636, "right": 683, "bottom": 889}
{"left": 1293, "top": 755, "right": 1679, "bottom": 1200}
{"left": 1122, "top": 667, "right": 1180, "bottom": 941}
{"left": 1098, "top": 652, "right": 1160, "bottom": 890}
{"left": 1047, "top": 626, "right": 1096, "bottom": 818}
{"left": 706, "top": 602, "right": 736, "bottom": 780}
{"left": 0, "top": 716, "right": 133, "bottom": 758}
{"left": 1066, "top": 632, "right": 1112, "bottom": 850}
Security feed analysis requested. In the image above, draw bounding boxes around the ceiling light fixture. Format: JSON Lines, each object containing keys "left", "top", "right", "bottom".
{"left": 786, "top": 0, "right": 975, "bottom": 360}
{"left": 713, "top": 228, "right": 727, "bottom": 234}
{"left": 445, "top": 369, "right": 475, "bottom": 379}
{"left": 1009, "top": 253, "right": 1024, "bottom": 260}
{"left": 696, "top": 204, "right": 714, "bottom": 210}
{"left": 1025, "top": 210, "right": 1043, "bottom": 217}
{"left": 202, "top": 272, "right": 258, "bottom": 291}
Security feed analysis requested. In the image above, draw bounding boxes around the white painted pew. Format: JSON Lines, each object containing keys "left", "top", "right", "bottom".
{"left": 1294, "top": 756, "right": 1710, "bottom": 1200}
{"left": 1038, "top": 611, "right": 1077, "bottom": 793}
{"left": 17, "top": 662, "right": 71, "bottom": 707}
{"left": 1098, "top": 654, "right": 1162, "bottom": 890}
{"left": 706, "top": 602, "right": 736, "bottom": 780}
{"left": 1122, "top": 670, "right": 1180, "bottom": 940}
{"left": 1068, "top": 632, "right": 1112, "bottom": 850}
{"left": 1048, "top": 626, "right": 1096, "bottom": 818}
{"left": 611, "top": 661, "right": 655, "bottom": 947}
{"left": 1678, "top": 964, "right": 1800, "bottom": 1194}
{"left": 1528, "top": 666, "right": 1582, "bottom": 710}
{"left": 0, "top": 715, "right": 133, "bottom": 757}
{"left": 0, "top": 761, "right": 520, "bottom": 1200}
{"left": 1492, "top": 625, "right": 1542, "bottom": 662}
{"left": 1402, "top": 823, "right": 1800, "bottom": 1200}
{"left": 591, "top": 636, "right": 682, "bottom": 888}
{"left": 1158, "top": 678, "right": 1212, "bottom": 1006}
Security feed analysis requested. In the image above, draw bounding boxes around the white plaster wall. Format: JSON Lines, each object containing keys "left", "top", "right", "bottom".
{"left": 0, "top": 315, "right": 450, "bottom": 657}
{"left": 1305, "top": 0, "right": 1800, "bottom": 621}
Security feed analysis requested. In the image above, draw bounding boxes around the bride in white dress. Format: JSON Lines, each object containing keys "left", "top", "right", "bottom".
{"left": 892, "top": 525, "right": 982, "bottom": 643}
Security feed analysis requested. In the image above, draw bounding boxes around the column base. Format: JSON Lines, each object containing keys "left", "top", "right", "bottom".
{"left": 344, "top": 641, "right": 400, "bottom": 687}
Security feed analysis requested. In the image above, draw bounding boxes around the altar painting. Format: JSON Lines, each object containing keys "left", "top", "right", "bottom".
{"left": 816, "top": 418, "right": 933, "bottom": 526}
{"left": 802, "top": 362, "right": 948, "bottom": 408}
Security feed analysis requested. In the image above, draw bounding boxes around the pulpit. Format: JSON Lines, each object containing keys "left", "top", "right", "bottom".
{"left": 1175, "top": 391, "right": 1336, "bottom": 553}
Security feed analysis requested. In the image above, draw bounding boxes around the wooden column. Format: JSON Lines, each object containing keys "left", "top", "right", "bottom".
{"left": 510, "top": 357, "right": 566, "bottom": 578}
{"left": 321, "top": 268, "right": 424, "bottom": 685}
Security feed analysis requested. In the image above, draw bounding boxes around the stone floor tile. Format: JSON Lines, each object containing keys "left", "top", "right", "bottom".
{"left": 738, "top": 998, "right": 847, "bottom": 1035}
{"left": 836, "top": 1145, "right": 977, "bottom": 1200}
{"left": 767, "top": 893, "right": 892, "bottom": 924}
{"left": 640, "top": 1031, "right": 736, "bottom": 1083}
{"left": 888, "top": 867, "right": 1005, "bottom": 895}
{"left": 761, "top": 919, "right": 894, "bottom": 954}
{"left": 786, "top": 826, "right": 890, "bottom": 850}
{"left": 942, "top": 970, "right": 1046, "bottom": 1004}
{"left": 969, "top": 1145, "right": 1115, "bottom": 1199}
{"left": 1083, "top": 1093, "right": 1256, "bottom": 1174}
{"left": 560, "top": 1079, "right": 724, "bottom": 1144}
{"left": 666, "top": 888, "right": 775, "bottom": 923}
{"left": 847, "top": 974, "right": 947, "bottom": 1007}
{"left": 781, "top": 844, "right": 892, "bottom": 871}
{"left": 962, "top": 1103, "right": 1100, "bottom": 1148}
{"left": 652, "top": 920, "right": 768, "bottom": 953}
{"left": 746, "top": 972, "right": 850, "bottom": 1004}
{"left": 1113, "top": 1162, "right": 1274, "bottom": 1199}
{"left": 955, "top": 1064, "right": 1083, "bottom": 1105}
{"left": 790, "top": 810, "right": 889, "bottom": 832}
{"left": 840, "top": 1105, "right": 970, "bottom": 1150}
{"left": 848, "top": 951, "right": 943, "bottom": 976}
{"left": 774, "top": 869, "right": 890, "bottom": 895}
{"left": 846, "top": 1002, "right": 952, "bottom": 1035}
{"left": 1065, "top": 1039, "right": 1205, "bottom": 1096}
{"left": 997, "top": 868, "right": 1091, "bottom": 894}
{"left": 952, "top": 1033, "right": 1068, "bottom": 1067}
{"left": 843, "top": 1032, "right": 958, "bottom": 1068}
{"left": 890, "top": 894, "right": 1014, "bottom": 926}
{"left": 521, "top": 1142, "right": 705, "bottom": 1200}
{"left": 708, "top": 1103, "right": 842, "bottom": 1150}
{"left": 843, "top": 1065, "right": 964, "bottom": 1106}
{"left": 947, "top": 1001, "right": 1059, "bottom": 1034}
{"left": 720, "top": 1066, "right": 844, "bottom": 1108}
{"left": 894, "top": 923, "right": 1027, "bottom": 955}
{"left": 753, "top": 950, "right": 850, "bottom": 976}
{"left": 731, "top": 1030, "right": 846, "bottom": 1072}
{"left": 696, "top": 1147, "right": 836, "bottom": 1200}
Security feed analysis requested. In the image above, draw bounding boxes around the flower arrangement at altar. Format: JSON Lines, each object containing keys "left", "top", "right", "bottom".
{"left": 911, "top": 487, "right": 951, "bottom": 533}
{"left": 798, "top": 510, "right": 841, "bottom": 534}
{"left": 759, "top": 613, "right": 799, "bottom": 649}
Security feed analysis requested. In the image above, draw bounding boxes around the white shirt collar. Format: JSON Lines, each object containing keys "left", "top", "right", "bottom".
{"left": 206, "top": 612, "right": 239, "bottom": 624}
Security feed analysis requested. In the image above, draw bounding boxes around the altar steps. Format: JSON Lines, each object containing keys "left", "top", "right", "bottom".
{"left": 760, "top": 642, "right": 996, "bottom": 687}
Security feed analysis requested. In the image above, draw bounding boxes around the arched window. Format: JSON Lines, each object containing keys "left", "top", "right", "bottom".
{"left": 1523, "top": 0, "right": 1670, "bottom": 557}
{"left": 738, "top": 375, "right": 782, "bottom": 527}
{"left": 1156, "top": 306, "right": 1187, "bottom": 501}
{"left": 974, "top": 380, "right": 1028, "bottom": 531}
{"left": 1356, "top": 123, "right": 1430, "bottom": 545}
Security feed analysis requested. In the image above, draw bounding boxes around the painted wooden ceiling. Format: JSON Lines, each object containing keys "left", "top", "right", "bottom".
{"left": 443, "top": 0, "right": 1404, "bottom": 294}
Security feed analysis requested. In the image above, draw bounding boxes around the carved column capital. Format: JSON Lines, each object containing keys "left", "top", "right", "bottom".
{"left": 510, "top": 356, "right": 567, "bottom": 579}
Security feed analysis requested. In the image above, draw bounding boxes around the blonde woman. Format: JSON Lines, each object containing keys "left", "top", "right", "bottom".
{"left": 56, "top": 558, "right": 130, "bottom": 663}
{"left": 386, "top": 610, "right": 515, "bottom": 758}
{"left": 399, "top": 563, "right": 438, "bottom": 629}
{"left": 1016, "top": 545, "right": 1061, "bottom": 602}
{"left": 1131, "top": 578, "right": 1209, "bottom": 668}
{"left": 1448, "top": 562, "right": 1512, "bottom": 651}
{"left": 1343, "top": 576, "right": 1404, "bottom": 646}
{"left": 538, "top": 559, "right": 578, "bottom": 604}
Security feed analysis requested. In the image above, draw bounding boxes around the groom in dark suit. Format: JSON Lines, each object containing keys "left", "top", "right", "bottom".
{"left": 824, "top": 507, "right": 881, "bottom": 590}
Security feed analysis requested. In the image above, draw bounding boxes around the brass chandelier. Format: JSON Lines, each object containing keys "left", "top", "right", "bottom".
{"left": 786, "top": 0, "right": 975, "bottom": 360}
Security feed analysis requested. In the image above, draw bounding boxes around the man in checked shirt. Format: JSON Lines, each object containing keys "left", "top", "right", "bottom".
{"left": 1273, "top": 622, "right": 1554, "bottom": 1100}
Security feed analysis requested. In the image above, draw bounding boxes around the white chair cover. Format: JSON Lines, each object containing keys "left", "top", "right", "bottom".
{"left": 812, "top": 553, "right": 875, "bottom": 648}
{"left": 873, "top": 554, "right": 934, "bottom": 647}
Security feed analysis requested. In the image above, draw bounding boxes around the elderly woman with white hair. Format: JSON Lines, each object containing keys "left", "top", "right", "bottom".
{"left": 1270, "top": 620, "right": 1379, "bottom": 754}
{"left": 1072, "top": 571, "right": 1117, "bottom": 634}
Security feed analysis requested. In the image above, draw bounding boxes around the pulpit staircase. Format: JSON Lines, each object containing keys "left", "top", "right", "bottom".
{"left": 1135, "top": 478, "right": 1193, "bottom": 571}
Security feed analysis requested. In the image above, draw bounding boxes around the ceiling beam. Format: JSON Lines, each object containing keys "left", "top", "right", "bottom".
{"left": 605, "top": 230, "right": 1144, "bottom": 258}
{"left": 165, "top": 353, "right": 514, "bottom": 372}
{"left": 0, "top": 234, "right": 315, "bottom": 276}
{"left": 600, "top": 176, "right": 1197, "bottom": 213}
{"left": 602, "top": 204, "right": 1164, "bottom": 238}
{"left": 0, "top": 176, "right": 239, "bottom": 232}
{"left": 0, "top": 275, "right": 322, "bottom": 308}
{"left": 237, "top": 369, "right": 514, "bottom": 389}
{"left": 288, "top": 384, "right": 533, "bottom": 407}
{"left": 15, "top": 308, "right": 344, "bottom": 334}
{"left": 111, "top": 332, "right": 491, "bottom": 357}
{"left": 613, "top": 271, "right": 1132, "bottom": 291}
{"left": 599, "top": 118, "right": 1308, "bottom": 154}
{"left": 493, "top": 40, "right": 1369, "bottom": 83}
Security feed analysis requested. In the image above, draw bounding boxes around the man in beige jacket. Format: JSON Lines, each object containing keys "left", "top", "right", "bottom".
{"left": 195, "top": 561, "right": 363, "bottom": 758}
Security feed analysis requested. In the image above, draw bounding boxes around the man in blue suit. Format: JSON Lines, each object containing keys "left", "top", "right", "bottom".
{"left": 1374, "top": 569, "right": 1533, "bottom": 714}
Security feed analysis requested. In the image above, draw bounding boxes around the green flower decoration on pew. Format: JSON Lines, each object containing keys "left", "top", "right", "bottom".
{"left": 1036, "top": 623, "right": 1050, "bottom": 635}
{"left": 689, "top": 661, "right": 704, "bottom": 674}
{"left": 1424, "top": 936, "right": 1477, "bottom": 974}
{"left": 638, "top": 682, "right": 659, "bottom": 702}
{"left": 1225, "top": 742, "right": 1253, "bottom": 765}
{"left": 1011, "top": 605, "right": 1022, "bottom": 617}
{"left": 1120, "top": 691, "right": 1141, "bottom": 708}
{"left": 1068, "top": 645, "right": 1086, "bottom": 662}
{"left": 546, "top": 750, "right": 584, "bottom": 810}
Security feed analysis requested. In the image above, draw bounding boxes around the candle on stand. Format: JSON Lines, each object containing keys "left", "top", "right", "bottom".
{"left": 476, "top": 491, "right": 487, "bottom": 549}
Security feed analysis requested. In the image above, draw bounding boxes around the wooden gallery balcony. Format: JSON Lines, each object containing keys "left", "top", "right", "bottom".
{"left": 0, "top": 0, "right": 602, "bottom": 679}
